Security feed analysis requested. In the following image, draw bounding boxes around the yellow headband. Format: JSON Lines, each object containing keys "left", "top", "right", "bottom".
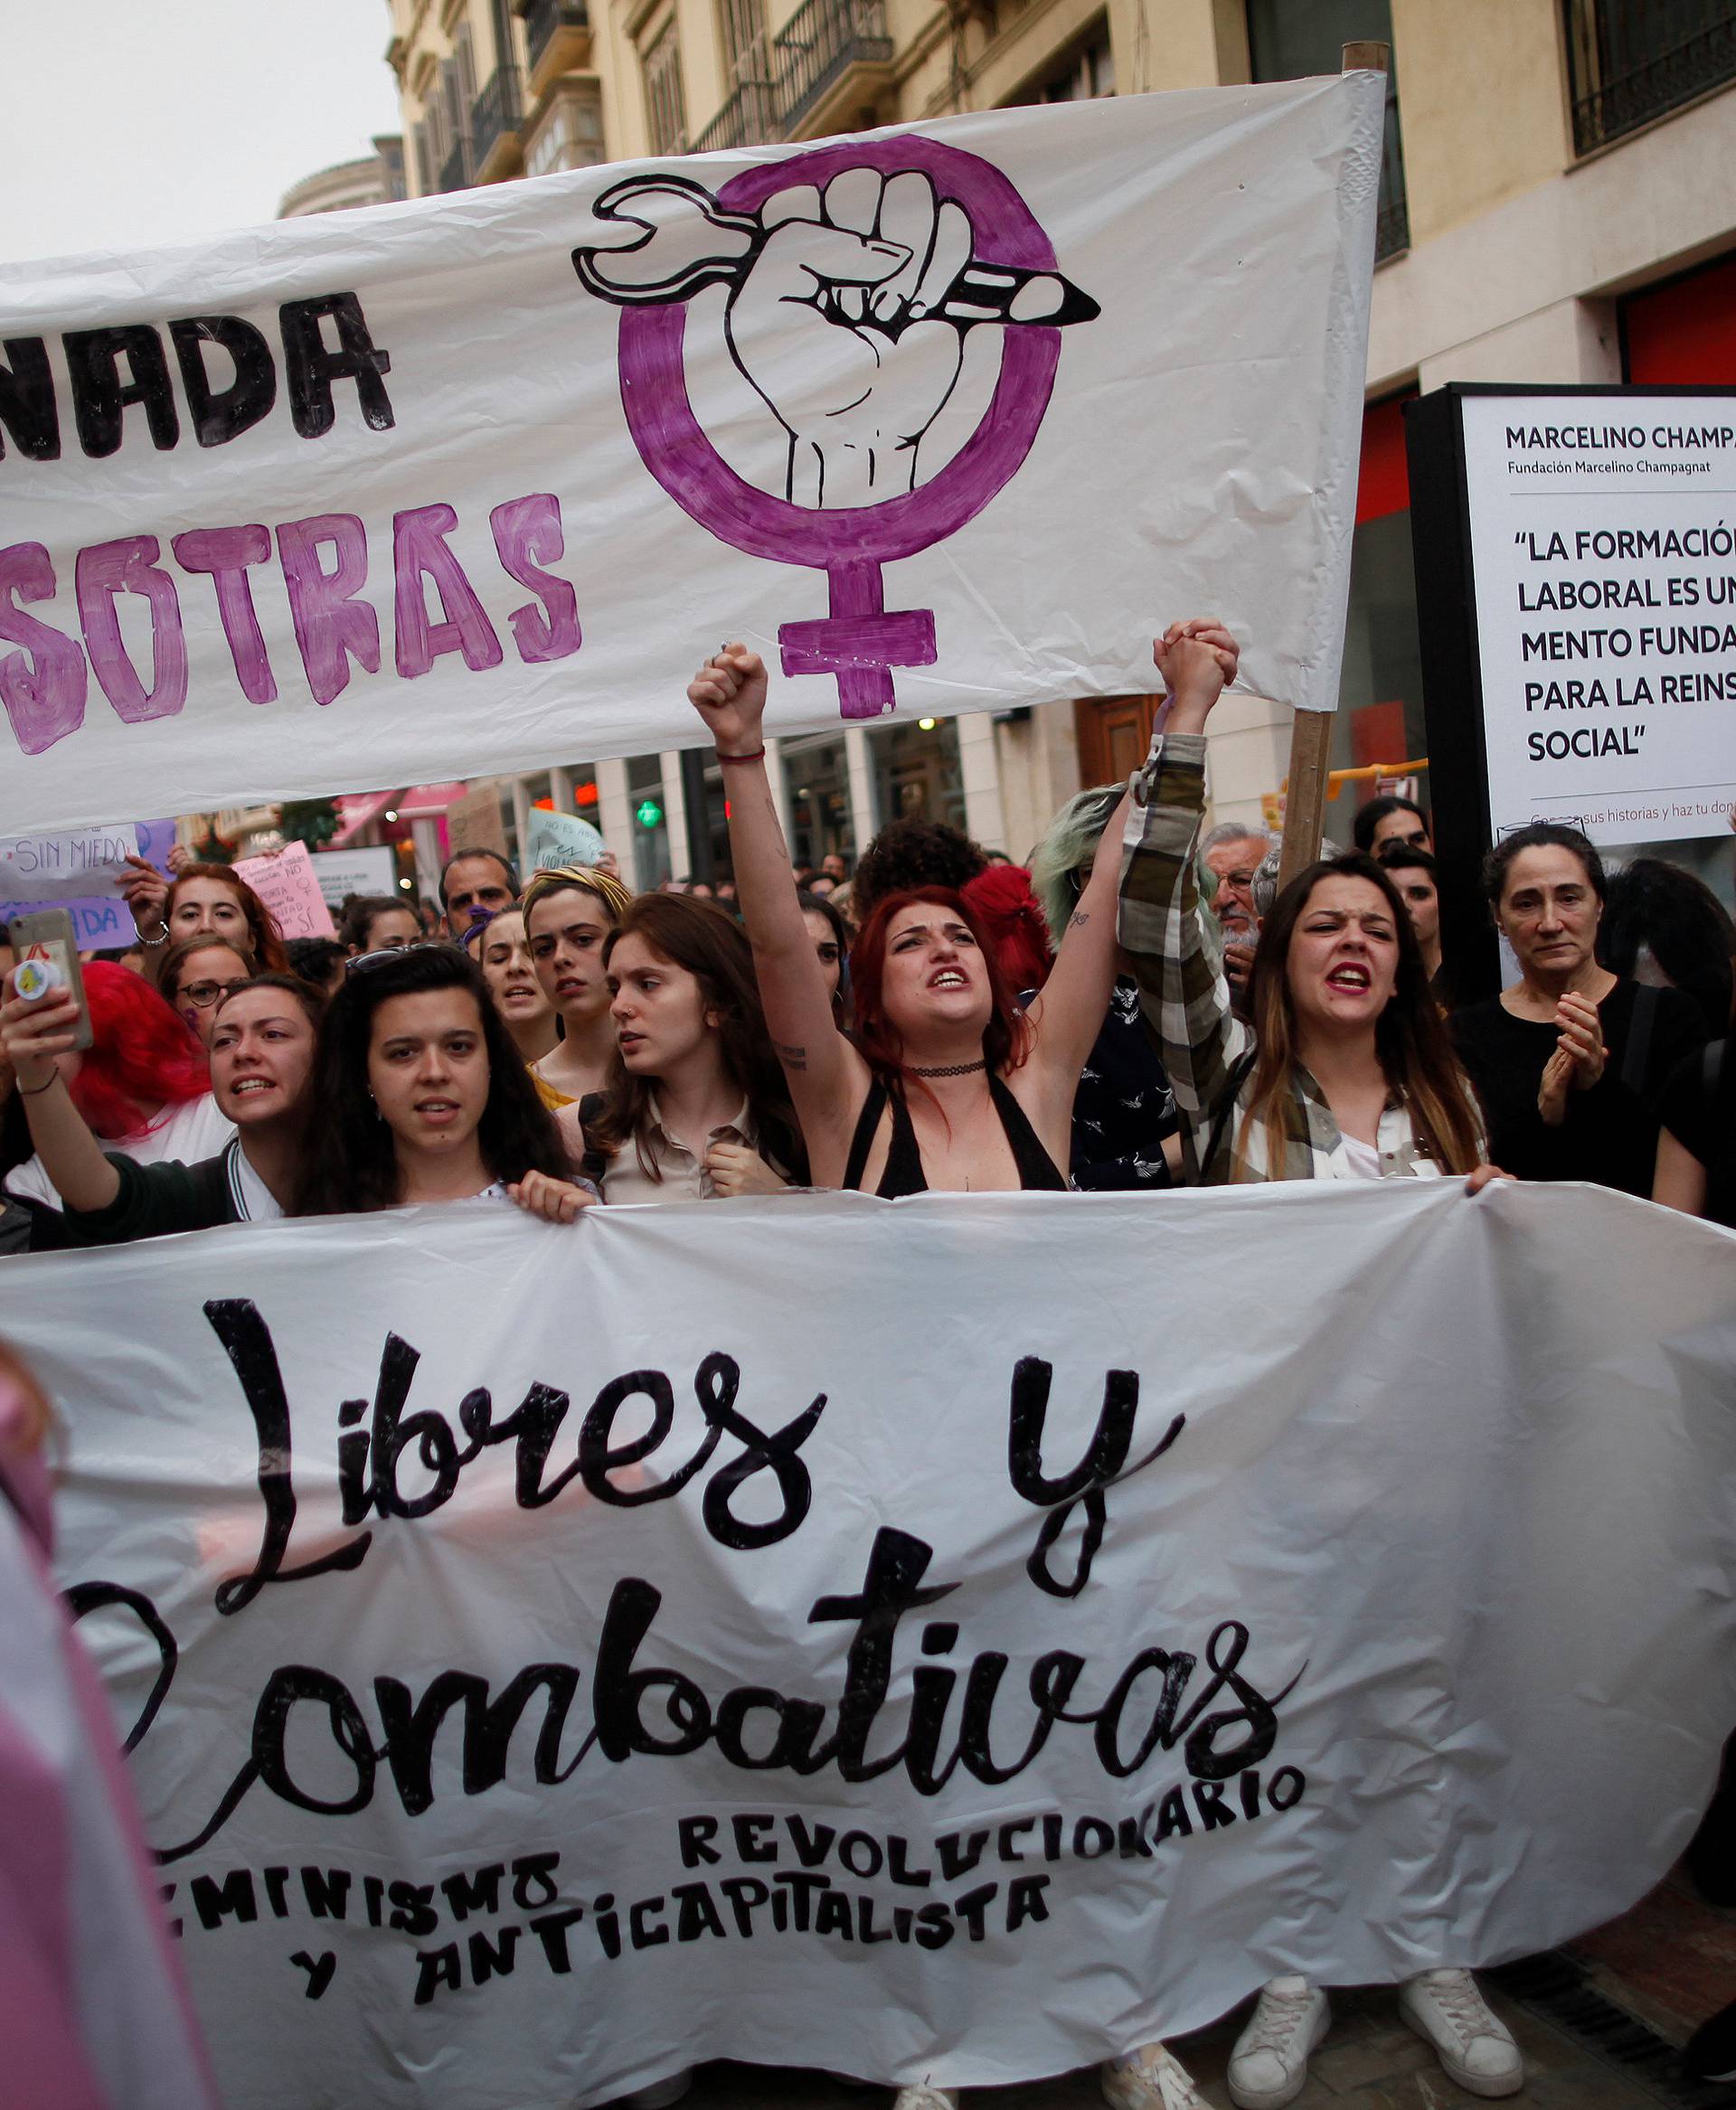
{"left": 521, "top": 862, "right": 634, "bottom": 928}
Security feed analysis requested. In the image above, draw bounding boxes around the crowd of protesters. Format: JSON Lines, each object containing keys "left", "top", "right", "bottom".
{"left": 4, "top": 622, "right": 1736, "bottom": 2109}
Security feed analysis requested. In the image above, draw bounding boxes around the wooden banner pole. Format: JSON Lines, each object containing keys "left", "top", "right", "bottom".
{"left": 1276, "top": 39, "right": 1388, "bottom": 890}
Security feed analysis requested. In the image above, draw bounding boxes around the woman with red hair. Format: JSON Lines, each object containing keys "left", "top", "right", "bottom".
{"left": 121, "top": 857, "right": 290, "bottom": 975}
{"left": 688, "top": 636, "right": 1233, "bottom": 1196}
{"left": 4, "top": 963, "right": 231, "bottom": 1220}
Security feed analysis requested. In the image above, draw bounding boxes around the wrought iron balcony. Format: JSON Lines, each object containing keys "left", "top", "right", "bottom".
{"left": 471, "top": 65, "right": 524, "bottom": 177}
{"left": 439, "top": 134, "right": 472, "bottom": 193}
{"left": 521, "top": 0, "right": 590, "bottom": 72}
{"left": 693, "top": 76, "right": 780, "bottom": 154}
{"left": 772, "top": 0, "right": 892, "bottom": 134}
{"left": 1565, "top": 0, "right": 1736, "bottom": 155}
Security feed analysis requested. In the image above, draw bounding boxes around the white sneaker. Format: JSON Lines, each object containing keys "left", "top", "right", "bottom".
{"left": 1100, "top": 2040, "right": 1207, "bottom": 2110}
{"left": 1399, "top": 1968, "right": 1524, "bottom": 2098}
{"left": 1226, "top": 1976, "right": 1331, "bottom": 2110}
{"left": 892, "top": 2090, "right": 958, "bottom": 2110}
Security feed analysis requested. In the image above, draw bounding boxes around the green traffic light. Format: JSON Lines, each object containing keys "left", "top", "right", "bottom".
{"left": 636, "top": 798, "right": 664, "bottom": 830}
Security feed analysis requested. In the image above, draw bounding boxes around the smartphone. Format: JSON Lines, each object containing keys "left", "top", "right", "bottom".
{"left": 7, "top": 909, "right": 94, "bottom": 1051}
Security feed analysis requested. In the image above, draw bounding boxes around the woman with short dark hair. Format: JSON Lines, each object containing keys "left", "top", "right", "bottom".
{"left": 1452, "top": 824, "right": 1705, "bottom": 1193}
{"left": 340, "top": 893, "right": 421, "bottom": 956}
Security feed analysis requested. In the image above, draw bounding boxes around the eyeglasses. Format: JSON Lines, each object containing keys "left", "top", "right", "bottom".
{"left": 180, "top": 978, "right": 251, "bottom": 1008}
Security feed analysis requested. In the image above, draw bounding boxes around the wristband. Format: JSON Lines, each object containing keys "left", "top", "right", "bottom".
{"left": 716, "top": 746, "right": 766, "bottom": 765}
{"left": 18, "top": 1071, "right": 61, "bottom": 1097}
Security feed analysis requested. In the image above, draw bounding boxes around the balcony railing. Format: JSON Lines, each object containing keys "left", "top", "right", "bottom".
{"left": 693, "top": 76, "right": 780, "bottom": 153}
{"left": 439, "top": 134, "right": 472, "bottom": 193}
{"left": 471, "top": 65, "right": 524, "bottom": 171}
{"left": 521, "top": 0, "right": 589, "bottom": 71}
{"left": 772, "top": 0, "right": 892, "bottom": 133}
{"left": 1565, "top": 0, "right": 1736, "bottom": 155}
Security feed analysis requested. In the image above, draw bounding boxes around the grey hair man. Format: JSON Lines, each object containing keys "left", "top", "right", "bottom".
{"left": 1197, "top": 820, "right": 1272, "bottom": 992}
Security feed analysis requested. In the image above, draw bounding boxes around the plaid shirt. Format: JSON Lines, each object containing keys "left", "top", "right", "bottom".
{"left": 1117, "top": 731, "right": 1474, "bottom": 1184}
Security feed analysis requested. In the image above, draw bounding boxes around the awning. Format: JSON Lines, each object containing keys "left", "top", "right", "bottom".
{"left": 397, "top": 782, "right": 471, "bottom": 819}
{"left": 329, "top": 790, "right": 403, "bottom": 849}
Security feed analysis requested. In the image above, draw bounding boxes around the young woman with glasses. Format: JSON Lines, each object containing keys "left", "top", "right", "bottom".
{"left": 159, "top": 935, "right": 254, "bottom": 1047}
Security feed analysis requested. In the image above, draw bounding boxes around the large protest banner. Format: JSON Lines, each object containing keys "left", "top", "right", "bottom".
{"left": 0, "top": 79, "right": 1382, "bottom": 836}
{"left": 3, "top": 1181, "right": 1733, "bottom": 2107}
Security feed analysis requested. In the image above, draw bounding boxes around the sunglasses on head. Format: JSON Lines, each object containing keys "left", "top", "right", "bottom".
{"left": 344, "top": 939, "right": 456, "bottom": 977}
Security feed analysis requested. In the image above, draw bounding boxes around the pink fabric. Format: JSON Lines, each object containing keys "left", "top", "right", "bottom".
{"left": 0, "top": 1374, "right": 220, "bottom": 2110}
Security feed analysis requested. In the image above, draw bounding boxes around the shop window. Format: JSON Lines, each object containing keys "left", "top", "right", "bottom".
{"left": 1622, "top": 249, "right": 1736, "bottom": 381}
{"left": 872, "top": 719, "right": 966, "bottom": 832}
{"left": 627, "top": 752, "right": 672, "bottom": 890}
{"left": 1327, "top": 390, "right": 1428, "bottom": 827}
{"left": 780, "top": 735, "right": 855, "bottom": 870}
{"left": 1246, "top": 0, "right": 1409, "bottom": 259}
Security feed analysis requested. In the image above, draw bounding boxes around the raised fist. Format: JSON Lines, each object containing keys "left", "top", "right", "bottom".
{"left": 725, "top": 168, "right": 974, "bottom": 508}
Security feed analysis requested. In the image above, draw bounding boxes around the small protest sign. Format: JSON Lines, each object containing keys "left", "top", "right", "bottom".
{"left": 231, "top": 841, "right": 337, "bottom": 938}
{"left": 525, "top": 806, "right": 607, "bottom": 871}
{"left": 0, "top": 819, "right": 175, "bottom": 948}
{"left": 310, "top": 845, "right": 399, "bottom": 909}
{"left": 447, "top": 782, "right": 510, "bottom": 858}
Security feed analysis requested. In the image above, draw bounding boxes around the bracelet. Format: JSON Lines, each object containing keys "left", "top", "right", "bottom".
{"left": 137, "top": 919, "right": 170, "bottom": 947}
{"left": 18, "top": 1071, "right": 61, "bottom": 1097}
{"left": 717, "top": 746, "right": 766, "bottom": 765}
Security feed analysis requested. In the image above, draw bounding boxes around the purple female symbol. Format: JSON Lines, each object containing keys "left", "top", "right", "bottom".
{"left": 613, "top": 136, "right": 1067, "bottom": 720}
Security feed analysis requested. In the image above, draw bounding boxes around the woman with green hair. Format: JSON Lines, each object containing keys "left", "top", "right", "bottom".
{"left": 520, "top": 863, "right": 636, "bottom": 1115}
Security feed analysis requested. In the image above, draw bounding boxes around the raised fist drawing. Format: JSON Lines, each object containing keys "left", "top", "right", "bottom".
{"left": 724, "top": 169, "right": 975, "bottom": 507}
{"left": 572, "top": 161, "right": 1098, "bottom": 513}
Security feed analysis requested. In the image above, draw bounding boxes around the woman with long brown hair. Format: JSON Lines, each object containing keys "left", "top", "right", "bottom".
{"left": 1117, "top": 635, "right": 1519, "bottom": 2110}
{"left": 579, "top": 892, "right": 804, "bottom": 1202}
{"left": 1119, "top": 631, "right": 1493, "bottom": 1186}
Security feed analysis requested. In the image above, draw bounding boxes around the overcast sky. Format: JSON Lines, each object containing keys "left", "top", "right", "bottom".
{"left": 0, "top": 0, "right": 407, "bottom": 268}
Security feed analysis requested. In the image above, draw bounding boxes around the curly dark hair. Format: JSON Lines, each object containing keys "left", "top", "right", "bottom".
{"left": 851, "top": 817, "right": 988, "bottom": 920}
{"left": 1600, "top": 856, "right": 1735, "bottom": 1035}
{"left": 583, "top": 894, "right": 807, "bottom": 1184}
{"left": 291, "top": 945, "right": 568, "bottom": 1215}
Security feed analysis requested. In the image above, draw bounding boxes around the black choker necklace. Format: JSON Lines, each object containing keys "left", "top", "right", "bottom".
{"left": 908, "top": 1058, "right": 988, "bottom": 1079}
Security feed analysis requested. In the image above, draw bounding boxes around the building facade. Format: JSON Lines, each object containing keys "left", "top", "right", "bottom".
{"left": 278, "top": 137, "right": 408, "bottom": 218}
{"left": 375, "top": 0, "right": 1736, "bottom": 883}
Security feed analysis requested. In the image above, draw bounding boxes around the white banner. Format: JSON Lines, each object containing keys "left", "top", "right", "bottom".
{"left": 0, "top": 80, "right": 1382, "bottom": 836}
{"left": 1462, "top": 391, "right": 1736, "bottom": 845}
{"left": 4, "top": 1182, "right": 1734, "bottom": 2106}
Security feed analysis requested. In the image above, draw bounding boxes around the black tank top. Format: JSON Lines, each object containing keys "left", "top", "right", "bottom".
{"left": 842, "top": 1073, "right": 1068, "bottom": 1197}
